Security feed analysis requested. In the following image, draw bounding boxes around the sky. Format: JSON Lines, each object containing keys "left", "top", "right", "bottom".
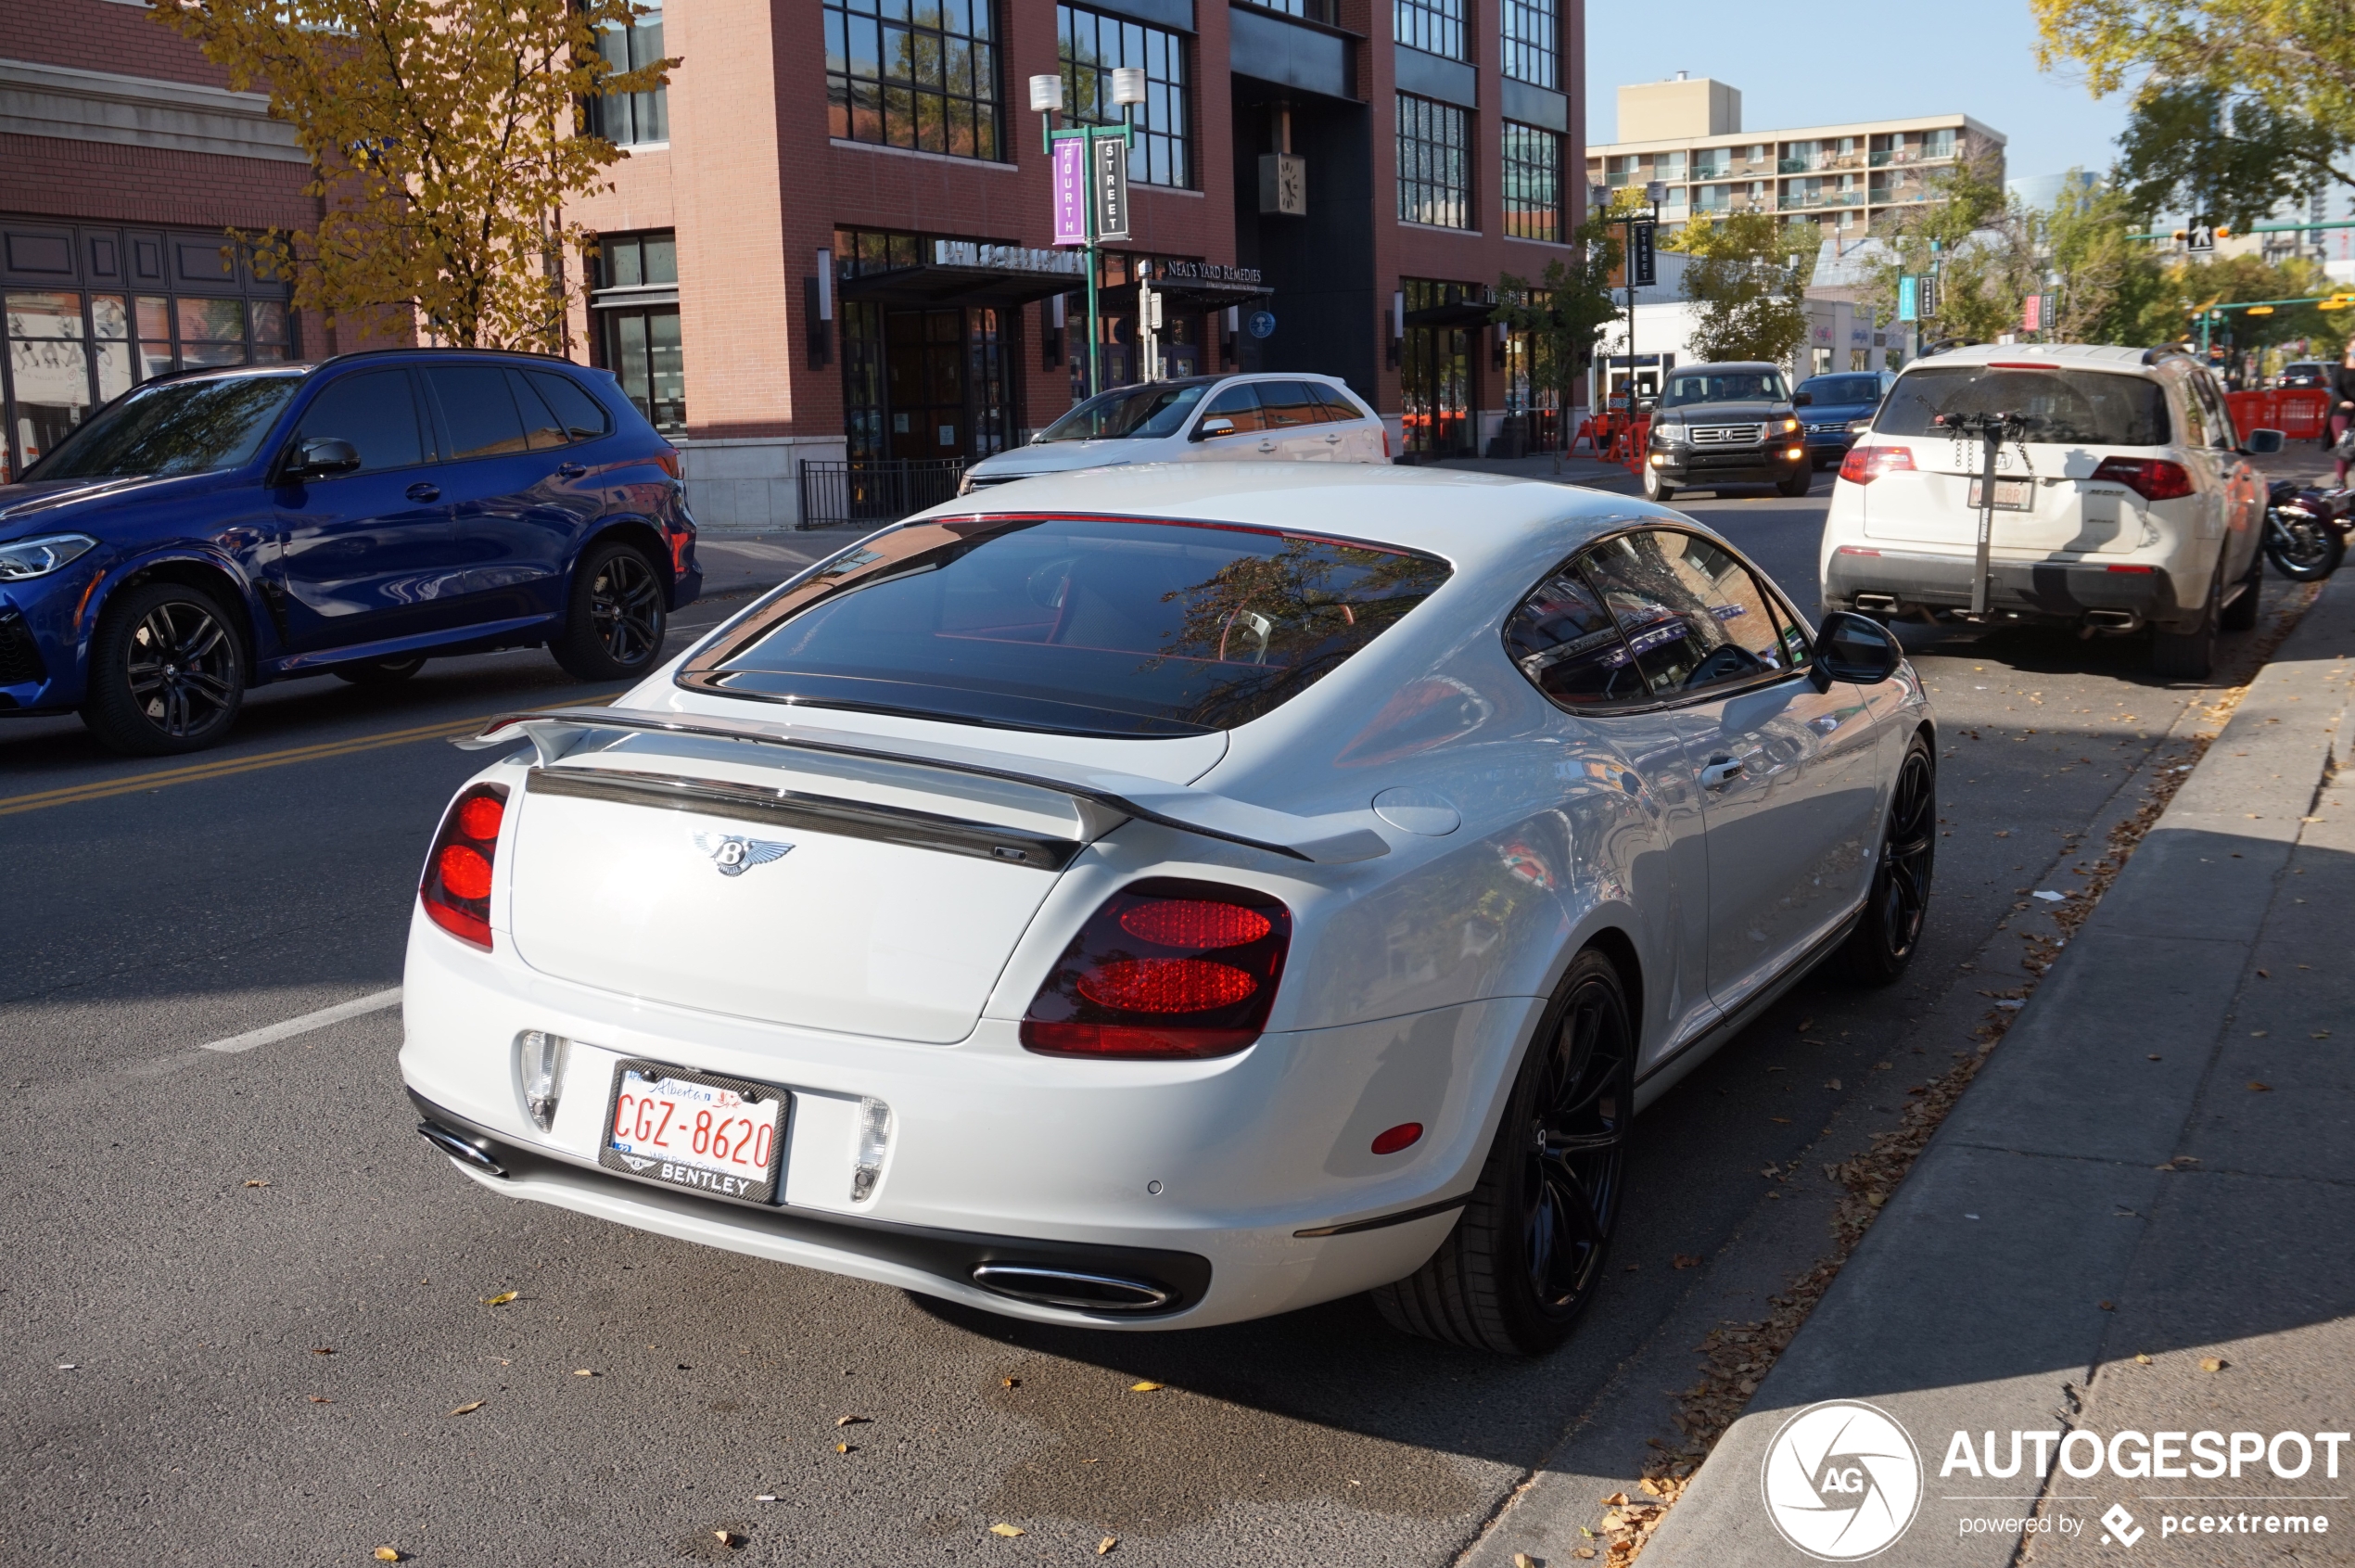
{"left": 1585, "top": 0, "right": 2132, "bottom": 183}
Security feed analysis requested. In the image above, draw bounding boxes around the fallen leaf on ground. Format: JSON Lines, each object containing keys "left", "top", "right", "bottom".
{"left": 574, "top": 1369, "right": 595, "bottom": 1377}
{"left": 836, "top": 1414, "right": 866, "bottom": 1426}
{"left": 2134, "top": 1354, "right": 2153, "bottom": 1365}
{"left": 713, "top": 1529, "right": 737, "bottom": 1547}
{"left": 1002, "top": 1376, "right": 1020, "bottom": 1387}
{"left": 755, "top": 1494, "right": 777, "bottom": 1503}
{"left": 308, "top": 1395, "right": 332, "bottom": 1404}
{"left": 1769, "top": 1116, "right": 1791, "bottom": 1124}
{"left": 374, "top": 1550, "right": 401, "bottom": 1563}
{"left": 1824, "top": 1078, "right": 1842, "bottom": 1090}
{"left": 835, "top": 1443, "right": 853, "bottom": 1454}
{"left": 244, "top": 1179, "right": 270, "bottom": 1188}
{"left": 1098, "top": 1537, "right": 1119, "bottom": 1556}
{"left": 989, "top": 1523, "right": 1026, "bottom": 1537}
{"left": 482, "top": 1291, "right": 518, "bottom": 1307}
{"left": 2248, "top": 1081, "right": 2273, "bottom": 1092}
{"left": 1513, "top": 1554, "right": 1537, "bottom": 1568}
{"left": 2201, "top": 1358, "right": 2226, "bottom": 1372}
{"left": 311, "top": 1347, "right": 335, "bottom": 1356}
{"left": 1128, "top": 1381, "right": 1163, "bottom": 1393}
{"left": 1601, "top": 1491, "right": 1630, "bottom": 1506}
{"left": 1573, "top": 1552, "right": 1598, "bottom": 1562}
{"left": 1672, "top": 1255, "right": 1700, "bottom": 1269}
{"left": 2098, "top": 1300, "right": 2114, "bottom": 1311}
{"left": 448, "top": 1400, "right": 484, "bottom": 1416}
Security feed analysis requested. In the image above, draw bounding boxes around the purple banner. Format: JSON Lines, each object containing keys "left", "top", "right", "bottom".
{"left": 1051, "top": 138, "right": 1087, "bottom": 246}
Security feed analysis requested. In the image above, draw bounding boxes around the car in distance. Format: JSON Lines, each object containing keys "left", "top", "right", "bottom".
{"left": 401, "top": 462, "right": 1935, "bottom": 1356}
{"left": 0, "top": 349, "right": 699, "bottom": 755}
{"left": 2277, "top": 361, "right": 2329, "bottom": 390}
{"left": 1794, "top": 371, "right": 1895, "bottom": 469}
{"left": 958, "top": 374, "right": 1387, "bottom": 494}
{"left": 1643, "top": 363, "right": 1814, "bottom": 502}
{"left": 1821, "top": 343, "right": 2277, "bottom": 679}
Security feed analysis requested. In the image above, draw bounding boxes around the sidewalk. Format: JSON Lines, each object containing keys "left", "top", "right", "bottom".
{"left": 1635, "top": 572, "right": 2355, "bottom": 1564}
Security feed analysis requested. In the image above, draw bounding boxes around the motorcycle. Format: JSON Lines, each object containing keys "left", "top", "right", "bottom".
{"left": 2263, "top": 479, "right": 2351, "bottom": 581}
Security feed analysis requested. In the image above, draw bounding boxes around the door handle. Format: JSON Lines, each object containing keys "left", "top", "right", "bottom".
{"left": 1325, "top": 432, "right": 1343, "bottom": 442}
{"left": 1699, "top": 756, "right": 1745, "bottom": 790}
{"left": 405, "top": 482, "right": 440, "bottom": 503}
{"left": 1258, "top": 440, "right": 1277, "bottom": 452}
{"left": 558, "top": 462, "right": 588, "bottom": 478}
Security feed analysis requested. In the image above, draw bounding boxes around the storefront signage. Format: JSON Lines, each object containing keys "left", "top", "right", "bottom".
{"left": 931, "top": 241, "right": 1087, "bottom": 278}
{"left": 1158, "top": 261, "right": 1264, "bottom": 287}
{"left": 1050, "top": 140, "right": 1087, "bottom": 247}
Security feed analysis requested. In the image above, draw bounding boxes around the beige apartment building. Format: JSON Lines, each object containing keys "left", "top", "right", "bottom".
{"left": 1585, "top": 75, "right": 2004, "bottom": 244}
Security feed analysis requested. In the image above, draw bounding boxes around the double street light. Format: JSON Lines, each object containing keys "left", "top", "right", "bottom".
{"left": 1030, "top": 66, "right": 1146, "bottom": 401}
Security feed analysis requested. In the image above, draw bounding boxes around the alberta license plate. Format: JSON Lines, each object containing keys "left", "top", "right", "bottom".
{"left": 601, "top": 1062, "right": 787, "bottom": 1205}
{"left": 1968, "top": 478, "right": 2033, "bottom": 511}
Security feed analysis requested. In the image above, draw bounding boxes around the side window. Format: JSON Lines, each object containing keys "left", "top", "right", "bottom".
{"left": 2172, "top": 375, "right": 2208, "bottom": 449}
{"left": 526, "top": 369, "right": 613, "bottom": 440}
{"left": 423, "top": 364, "right": 530, "bottom": 460}
{"left": 1311, "top": 383, "right": 1365, "bottom": 423}
{"left": 1576, "top": 529, "right": 1801, "bottom": 698}
{"left": 294, "top": 370, "right": 425, "bottom": 474}
{"left": 1199, "top": 382, "right": 1265, "bottom": 434}
{"left": 2194, "top": 374, "right": 2237, "bottom": 449}
{"left": 1503, "top": 566, "right": 1648, "bottom": 708}
{"left": 1256, "top": 381, "right": 1319, "bottom": 429}
{"left": 506, "top": 369, "right": 569, "bottom": 452}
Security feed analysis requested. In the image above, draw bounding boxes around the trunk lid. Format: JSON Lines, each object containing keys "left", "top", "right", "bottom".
{"left": 503, "top": 723, "right": 1225, "bottom": 1043}
{"left": 1859, "top": 440, "right": 2152, "bottom": 556}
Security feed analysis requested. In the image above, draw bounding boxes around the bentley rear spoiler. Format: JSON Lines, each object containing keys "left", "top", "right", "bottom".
{"left": 455, "top": 707, "right": 1391, "bottom": 865}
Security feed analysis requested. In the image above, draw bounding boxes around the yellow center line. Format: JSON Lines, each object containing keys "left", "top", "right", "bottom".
{"left": 0, "top": 695, "right": 611, "bottom": 818}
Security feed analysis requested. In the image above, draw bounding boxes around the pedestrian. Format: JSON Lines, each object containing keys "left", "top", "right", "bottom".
{"left": 2332, "top": 339, "right": 2355, "bottom": 487}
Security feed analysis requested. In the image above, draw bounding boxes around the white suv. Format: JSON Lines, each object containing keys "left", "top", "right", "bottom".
{"left": 1819, "top": 344, "right": 2278, "bottom": 677}
{"left": 959, "top": 374, "right": 1388, "bottom": 493}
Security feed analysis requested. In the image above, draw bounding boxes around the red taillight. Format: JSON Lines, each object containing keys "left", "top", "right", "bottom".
{"left": 653, "top": 446, "right": 681, "bottom": 479}
{"left": 1021, "top": 878, "right": 1292, "bottom": 1060}
{"left": 1839, "top": 444, "right": 1916, "bottom": 484}
{"left": 2092, "top": 456, "right": 2195, "bottom": 502}
{"left": 421, "top": 783, "right": 508, "bottom": 950}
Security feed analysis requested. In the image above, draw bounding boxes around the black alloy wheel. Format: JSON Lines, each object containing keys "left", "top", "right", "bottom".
{"left": 1776, "top": 465, "right": 1814, "bottom": 497}
{"left": 80, "top": 580, "right": 246, "bottom": 756}
{"left": 2150, "top": 563, "right": 2221, "bottom": 680}
{"left": 1839, "top": 733, "right": 1935, "bottom": 985}
{"left": 551, "top": 541, "right": 668, "bottom": 682}
{"left": 1373, "top": 949, "right": 1635, "bottom": 1356}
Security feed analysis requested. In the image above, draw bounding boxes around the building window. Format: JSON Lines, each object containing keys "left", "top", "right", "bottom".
{"left": 1394, "top": 0, "right": 1464, "bottom": 59}
{"left": 588, "top": 8, "right": 668, "bottom": 146}
{"left": 824, "top": 0, "right": 1001, "bottom": 160}
{"left": 592, "top": 231, "right": 682, "bottom": 434}
{"left": 1059, "top": 6, "right": 1190, "bottom": 189}
{"left": 1499, "top": 0, "right": 1557, "bottom": 87}
{"left": 1397, "top": 94, "right": 1470, "bottom": 229}
{"left": 1501, "top": 123, "right": 1563, "bottom": 242}
{"left": 1235, "top": 0, "right": 1334, "bottom": 19}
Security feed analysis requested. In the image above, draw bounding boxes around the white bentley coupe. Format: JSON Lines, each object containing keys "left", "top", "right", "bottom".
{"left": 400, "top": 464, "right": 1934, "bottom": 1355}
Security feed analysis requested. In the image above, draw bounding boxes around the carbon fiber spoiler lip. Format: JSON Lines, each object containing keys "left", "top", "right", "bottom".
{"left": 454, "top": 706, "right": 1391, "bottom": 865}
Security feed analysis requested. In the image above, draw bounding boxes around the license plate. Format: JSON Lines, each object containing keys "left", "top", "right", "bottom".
{"left": 1968, "top": 478, "right": 2034, "bottom": 512}
{"left": 601, "top": 1061, "right": 787, "bottom": 1205}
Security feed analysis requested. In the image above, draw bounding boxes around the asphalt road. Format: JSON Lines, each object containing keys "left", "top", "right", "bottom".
{"left": 0, "top": 486, "right": 2305, "bottom": 1567}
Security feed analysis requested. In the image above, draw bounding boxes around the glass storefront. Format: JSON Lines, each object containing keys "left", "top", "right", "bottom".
{"left": 834, "top": 226, "right": 1020, "bottom": 464}
{"left": 1400, "top": 278, "right": 1479, "bottom": 458}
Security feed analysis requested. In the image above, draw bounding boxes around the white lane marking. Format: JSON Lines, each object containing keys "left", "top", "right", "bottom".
{"left": 200, "top": 988, "right": 402, "bottom": 1053}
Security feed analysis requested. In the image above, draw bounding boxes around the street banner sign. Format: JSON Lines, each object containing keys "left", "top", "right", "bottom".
{"left": 1898, "top": 275, "right": 1918, "bottom": 323}
{"left": 1918, "top": 274, "right": 1939, "bottom": 317}
{"left": 1630, "top": 221, "right": 1657, "bottom": 287}
{"left": 1093, "top": 137, "right": 1130, "bottom": 241}
{"left": 2021, "top": 293, "right": 2042, "bottom": 331}
{"left": 1050, "top": 139, "right": 1086, "bottom": 246}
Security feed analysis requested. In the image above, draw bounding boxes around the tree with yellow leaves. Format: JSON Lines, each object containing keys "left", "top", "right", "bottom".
{"left": 151, "top": 0, "right": 671, "bottom": 351}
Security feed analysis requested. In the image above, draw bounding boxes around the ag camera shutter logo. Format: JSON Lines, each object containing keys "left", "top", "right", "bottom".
{"left": 1760, "top": 1400, "right": 1924, "bottom": 1560}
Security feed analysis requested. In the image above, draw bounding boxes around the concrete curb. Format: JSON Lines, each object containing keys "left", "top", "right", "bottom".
{"left": 1633, "top": 571, "right": 2355, "bottom": 1567}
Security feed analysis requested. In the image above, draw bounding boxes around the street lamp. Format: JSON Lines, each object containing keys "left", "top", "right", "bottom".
{"left": 1034, "top": 64, "right": 1140, "bottom": 399}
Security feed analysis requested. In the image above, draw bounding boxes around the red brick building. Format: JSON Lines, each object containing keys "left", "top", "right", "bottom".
{"left": 3, "top": 0, "right": 1585, "bottom": 515}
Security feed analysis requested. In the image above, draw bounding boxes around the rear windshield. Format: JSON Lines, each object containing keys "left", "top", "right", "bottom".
{"left": 1877, "top": 365, "right": 2170, "bottom": 446}
{"left": 681, "top": 516, "right": 1452, "bottom": 737}
{"left": 1800, "top": 376, "right": 1883, "bottom": 406}
{"left": 25, "top": 373, "right": 303, "bottom": 480}
{"left": 1036, "top": 382, "right": 1211, "bottom": 441}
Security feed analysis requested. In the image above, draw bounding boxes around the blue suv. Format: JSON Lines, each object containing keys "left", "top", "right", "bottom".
{"left": 0, "top": 349, "right": 699, "bottom": 754}
{"left": 1794, "top": 371, "right": 1895, "bottom": 469}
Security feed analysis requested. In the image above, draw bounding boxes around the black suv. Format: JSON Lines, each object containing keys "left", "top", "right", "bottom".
{"left": 1643, "top": 362, "right": 1814, "bottom": 502}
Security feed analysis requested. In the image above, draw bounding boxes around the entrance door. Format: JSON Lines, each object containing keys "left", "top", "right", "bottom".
{"left": 885, "top": 309, "right": 965, "bottom": 460}
{"left": 1402, "top": 324, "right": 1470, "bottom": 458}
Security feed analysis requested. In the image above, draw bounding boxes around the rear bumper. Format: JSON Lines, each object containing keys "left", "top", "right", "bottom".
{"left": 1824, "top": 545, "right": 2195, "bottom": 627}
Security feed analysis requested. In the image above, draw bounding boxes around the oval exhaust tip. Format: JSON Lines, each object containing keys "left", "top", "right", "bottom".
{"left": 970, "top": 1264, "right": 1177, "bottom": 1314}
{"left": 416, "top": 1120, "right": 506, "bottom": 1177}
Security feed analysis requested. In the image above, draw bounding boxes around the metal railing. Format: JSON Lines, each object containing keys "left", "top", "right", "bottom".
{"left": 796, "top": 458, "right": 969, "bottom": 530}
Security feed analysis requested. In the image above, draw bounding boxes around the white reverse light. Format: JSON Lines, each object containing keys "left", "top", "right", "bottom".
{"left": 851, "top": 1096, "right": 892, "bottom": 1202}
{"left": 518, "top": 1030, "right": 568, "bottom": 1131}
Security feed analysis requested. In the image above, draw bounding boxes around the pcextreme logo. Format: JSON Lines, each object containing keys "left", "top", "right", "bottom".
{"left": 1760, "top": 1400, "right": 1925, "bottom": 1561}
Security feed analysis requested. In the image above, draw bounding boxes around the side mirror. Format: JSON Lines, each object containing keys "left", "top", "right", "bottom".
{"left": 1792, "top": 391, "right": 1814, "bottom": 406}
{"left": 283, "top": 436, "right": 361, "bottom": 481}
{"left": 1813, "top": 610, "right": 1902, "bottom": 686}
{"left": 2245, "top": 427, "right": 2285, "bottom": 455}
{"left": 1193, "top": 416, "right": 1236, "bottom": 441}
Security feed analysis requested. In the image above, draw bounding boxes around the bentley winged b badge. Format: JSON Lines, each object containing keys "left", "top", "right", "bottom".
{"left": 693, "top": 832, "right": 795, "bottom": 876}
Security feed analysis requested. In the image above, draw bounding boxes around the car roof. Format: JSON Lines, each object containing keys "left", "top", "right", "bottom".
{"left": 1672, "top": 362, "right": 1784, "bottom": 375}
{"left": 1897, "top": 342, "right": 2169, "bottom": 376}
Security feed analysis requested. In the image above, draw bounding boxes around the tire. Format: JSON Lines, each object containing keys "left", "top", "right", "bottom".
{"left": 1776, "top": 467, "right": 1813, "bottom": 498}
{"left": 1838, "top": 733, "right": 1935, "bottom": 986}
{"left": 2263, "top": 516, "right": 2343, "bottom": 582}
{"left": 1642, "top": 465, "right": 1676, "bottom": 504}
{"left": 333, "top": 656, "right": 427, "bottom": 685}
{"left": 2150, "top": 563, "right": 2220, "bottom": 680}
{"left": 551, "top": 540, "right": 668, "bottom": 682}
{"left": 78, "top": 581, "right": 246, "bottom": 756}
{"left": 1371, "top": 949, "right": 1635, "bottom": 1356}
{"left": 2220, "top": 546, "right": 2263, "bottom": 632}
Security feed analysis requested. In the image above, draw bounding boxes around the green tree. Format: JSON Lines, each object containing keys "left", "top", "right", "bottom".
{"left": 153, "top": 0, "right": 672, "bottom": 350}
{"left": 2132, "top": 253, "right": 2340, "bottom": 355}
{"left": 2115, "top": 83, "right": 2349, "bottom": 231}
{"left": 2042, "top": 176, "right": 2170, "bottom": 343}
{"left": 1492, "top": 217, "right": 1625, "bottom": 414}
{"left": 1661, "top": 209, "right": 1814, "bottom": 365}
{"left": 1858, "top": 158, "right": 2044, "bottom": 349}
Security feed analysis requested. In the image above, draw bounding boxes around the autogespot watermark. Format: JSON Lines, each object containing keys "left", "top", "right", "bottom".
{"left": 1758, "top": 1409, "right": 2349, "bottom": 1559}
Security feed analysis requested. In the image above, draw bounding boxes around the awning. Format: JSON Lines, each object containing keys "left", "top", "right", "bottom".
{"left": 836, "top": 240, "right": 1088, "bottom": 311}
